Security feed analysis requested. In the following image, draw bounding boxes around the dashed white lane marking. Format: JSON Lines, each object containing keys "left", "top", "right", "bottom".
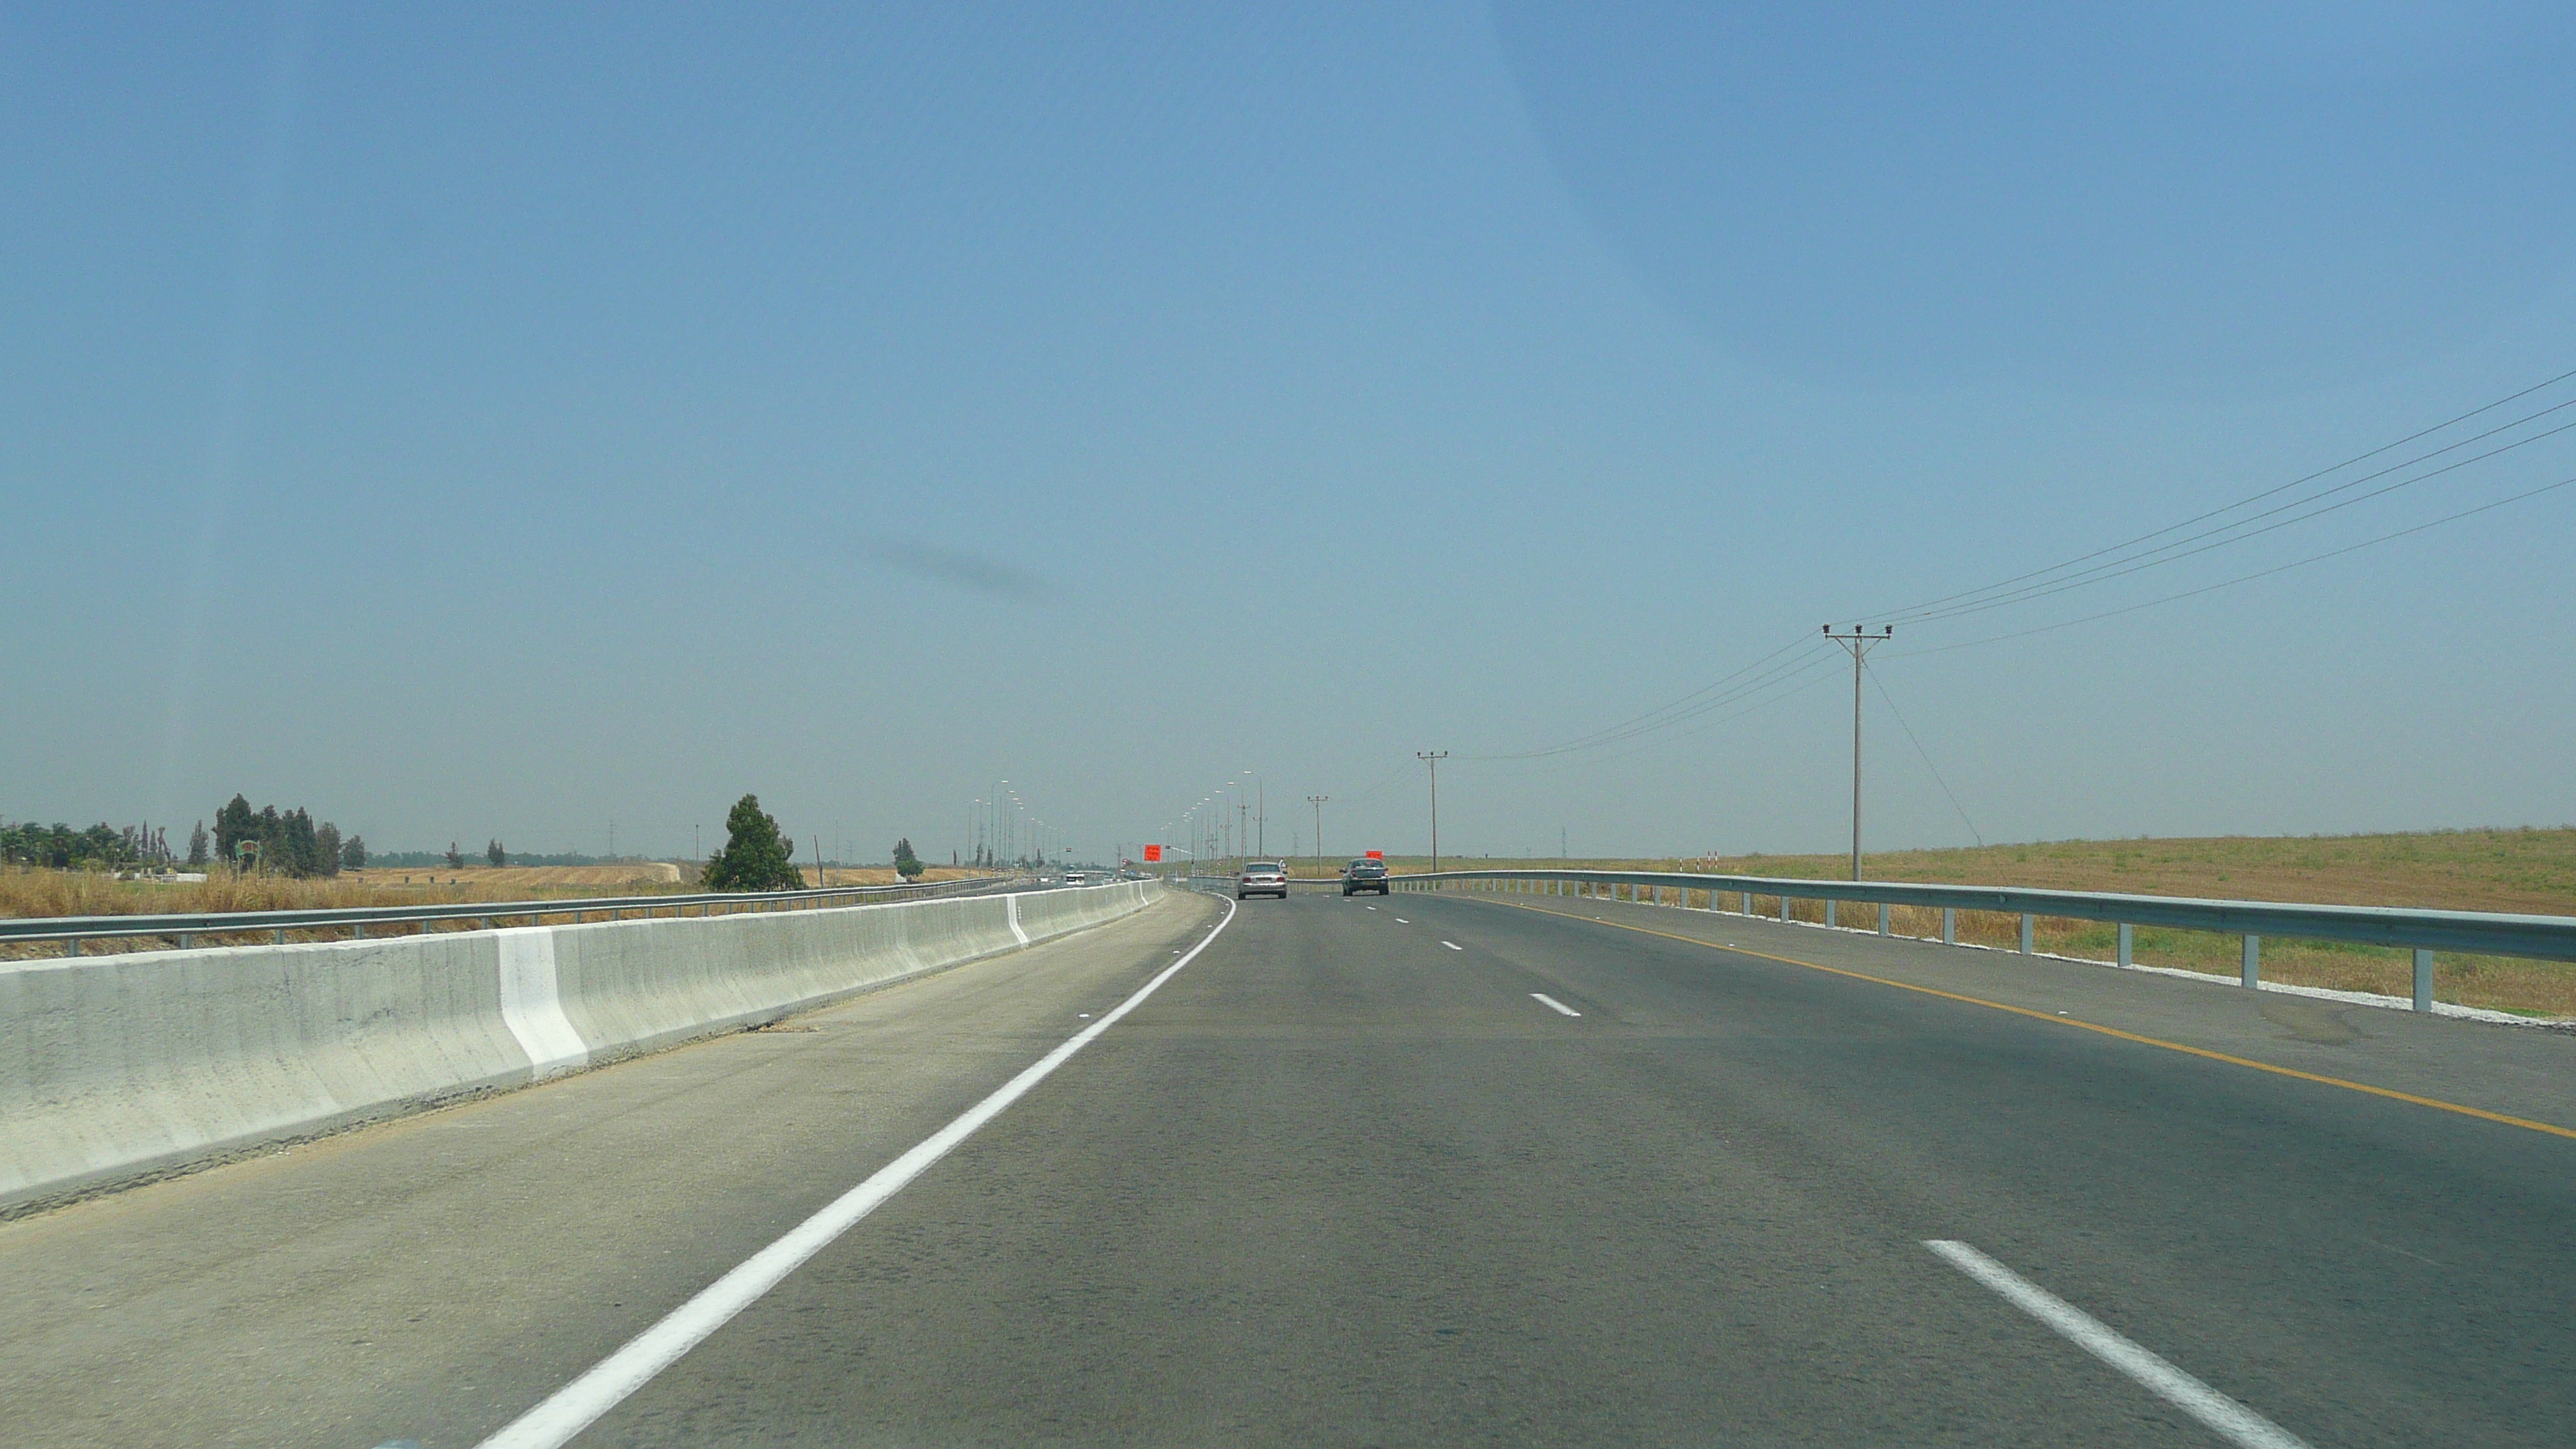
{"left": 1392, "top": 917, "right": 1410, "bottom": 924}
{"left": 473, "top": 903, "right": 1244, "bottom": 1449}
{"left": 1530, "top": 993, "right": 1581, "bottom": 1017}
{"left": 1922, "top": 1241, "right": 2311, "bottom": 1449}
{"left": 1364, "top": 906, "right": 1377, "bottom": 911}
{"left": 1440, "top": 941, "right": 1462, "bottom": 951}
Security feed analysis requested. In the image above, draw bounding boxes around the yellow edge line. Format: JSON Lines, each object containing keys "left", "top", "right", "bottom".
{"left": 1474, "top": 895, "right": 2576, "bottom": 1143}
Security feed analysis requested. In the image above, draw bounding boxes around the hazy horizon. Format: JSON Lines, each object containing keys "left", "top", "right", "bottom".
{"left": 10, "top": 4, "right": 2575, "bottom": 868}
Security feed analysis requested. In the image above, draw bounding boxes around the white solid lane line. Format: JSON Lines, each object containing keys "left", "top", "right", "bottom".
{"left": 1530, "top": 993, "right": 1581, "bottom": 1017}
{"left": 474, "top": 899, "right": 1243, "bottom": 1449}
{"left": 1922, "top": 1241, "right": 2311, "bottom": 1449}
{"left": 1440, "top": 941, "right": 1462, "bottom": 951}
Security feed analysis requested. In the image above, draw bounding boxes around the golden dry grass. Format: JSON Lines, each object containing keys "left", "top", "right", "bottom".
{"left": 348, "top": 862, "right": 685, "bottom": 888}
{"left": 0, "top": 862, "right": 1004, "bottom": 961}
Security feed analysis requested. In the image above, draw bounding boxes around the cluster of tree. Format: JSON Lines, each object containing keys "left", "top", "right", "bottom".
{"left": 697, "top": 794, "right": 932, "bottom": 892}
{"left": 1, "top": 820, "right": 175, "bottom": 870}
{"left": 211, "top": 796, "right": 364, "bottom": 877}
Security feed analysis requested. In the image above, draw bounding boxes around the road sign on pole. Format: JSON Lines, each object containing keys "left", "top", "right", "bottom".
{"left": 1144, "top": 844, "right": 1162, "bottom": 862}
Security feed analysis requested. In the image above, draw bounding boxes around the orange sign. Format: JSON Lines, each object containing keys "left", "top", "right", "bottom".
{"left": 1365, "top": 849, "right": 1383, "bottom": 860}
{"left": 1143, "top": 844, "right": 1163, "bottom": 862}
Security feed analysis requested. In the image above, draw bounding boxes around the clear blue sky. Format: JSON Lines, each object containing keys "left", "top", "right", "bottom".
{"left": 9, "top": 2, "right": 2574, "bottom": 865}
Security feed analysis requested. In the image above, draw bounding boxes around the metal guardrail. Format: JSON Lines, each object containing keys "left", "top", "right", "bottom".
{"left": 0, "top": 874, "right": 1024, "bottom": 958}
{"left": 1390, "top": 868, "right": 2576, "bottom": 1015}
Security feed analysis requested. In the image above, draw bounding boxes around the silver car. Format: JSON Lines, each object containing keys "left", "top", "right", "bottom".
{"left": 1236, "top": 861, "right": 1290, "bottom": 899}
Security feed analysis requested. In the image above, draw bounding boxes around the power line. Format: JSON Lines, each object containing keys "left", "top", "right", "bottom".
{"left": 1866, "top": 660, "right": 1983, "bottom": 847}
{"left": 1871, "top": 366, "right": 2576, "bottom": 625}
{"left": 1890, "top": 471, "right": 2576, "bottom": 658}
{"left": 1470, "top": 635, "right": 1838, "bottom": 761}
{"left": 1882, "top": 412, "right": 2576, "bottom": 627}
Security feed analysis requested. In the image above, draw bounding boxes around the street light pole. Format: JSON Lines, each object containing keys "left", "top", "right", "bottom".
{"left": 1308, "top": 795, "right": 1328, "bottom": 869}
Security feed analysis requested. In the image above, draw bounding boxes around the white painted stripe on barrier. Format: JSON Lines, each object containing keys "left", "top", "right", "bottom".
{"left": 1005, "top": 894, "right": 1030, "bottom": 947}
{"left": 495, "top": 930, "right": 589, "bottom": 1078}
{"left": 474, "top": 896, "right": 1240, "bottom": 1449}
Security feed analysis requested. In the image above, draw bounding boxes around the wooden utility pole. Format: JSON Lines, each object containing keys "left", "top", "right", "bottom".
{"left": 1821, "top": 625, "right": 1892, "bottom": 881}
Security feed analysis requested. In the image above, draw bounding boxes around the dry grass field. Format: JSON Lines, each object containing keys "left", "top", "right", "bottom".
{"left": 0, "top": 862, "right": 1002, "bottom": 961}
{"left": 1288, "top": 829, "right": 2576, "bottom": 1019}
{"left": 348, "top": 862, "right": 687, "bottom": 889}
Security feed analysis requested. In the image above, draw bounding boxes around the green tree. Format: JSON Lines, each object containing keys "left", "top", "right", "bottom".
{"left": 892, "top": 836, "right": 925, "bottom": 881}
{"left": 487, "top": 838, "right": 506, "bottom": 868}
{"left": 341, "top": 833, "right": 368, "bottom": 871}
{"left": 704, "top": 793, "right": 802, "bottom": 891}
{"left": 445, "top": 841, "right": 464, "bottom": 869}
{"left": 213, "top": 795, "right": 255, "bottom": 865}
{"left": 282, "top": 808, "right": 319, "bottom": 877}
{"left": 315, "top": 821, "right": 343, "bottom": 878}
{"left": 187, "top": 820, "right": 209, "bottom": 867}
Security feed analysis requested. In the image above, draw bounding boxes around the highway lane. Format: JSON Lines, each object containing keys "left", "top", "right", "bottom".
{"left": 521, "top": 889, "right": 2574, "bottom": 1446}
{"left": 0, "top": 895, "right": 1228, "bottom": 1449}
{"left": 7, "top": 886, "right": 2572, "bottom": 1445}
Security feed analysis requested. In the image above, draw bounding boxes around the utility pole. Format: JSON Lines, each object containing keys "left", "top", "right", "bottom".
{"left": 1822, "top": 625, "right": 1893, "bottom": 882}
{"left": 1416, "top": 751, "right": 1448, "bottom": 871}
{"left": 1238, "top": 801, "right": 1250, "bottom": 862}
{"left": 1308, "top": 795, "right": 1328, "bottom": 868}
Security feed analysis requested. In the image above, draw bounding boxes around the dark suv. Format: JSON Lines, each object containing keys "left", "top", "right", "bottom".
{"left": 1341, "top": 858, "right": 1390, "bottom": 896}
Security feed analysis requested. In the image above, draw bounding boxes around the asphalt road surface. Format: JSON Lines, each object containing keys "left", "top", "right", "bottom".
{"left": 5, "top": 886, "right": 2571, "bottom": 1447}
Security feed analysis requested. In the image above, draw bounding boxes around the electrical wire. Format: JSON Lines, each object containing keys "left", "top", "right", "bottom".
{"left": 1869, "top": 366, "right": 2576, "bottom": 625}
{"left": 1449, "top": 363, "right": 2576, "bottom": 766}
{"left": 1888, "top": 471, "right": 2576, "bottom": 658}
{"left": 1882, "top": 413, "right": 2576, "bottom": 626}
{"left": 1471, "top": 633, "right": 1821, "bottom": 759}
{"left": 1865, "top": 662, "right": 1982, "bottom": 846}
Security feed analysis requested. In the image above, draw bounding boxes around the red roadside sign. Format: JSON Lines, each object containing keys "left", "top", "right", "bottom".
{"left": 1143, "top": 844, "right": 1163, "bottom": 862}
{"left": 1365, "top": 849, "right": 1383, "bottom": 860}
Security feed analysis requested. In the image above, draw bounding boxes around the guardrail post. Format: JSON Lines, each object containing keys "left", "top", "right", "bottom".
{"left": 65, "top": 937, "right": 80, "bottom": 958}
{"left": 1941, "top": 908, "right": 1954, "bottom": 946}
{"left": 274, "top": 928, "right": 286, "bottom": 945}
{"left": 2019, "top": 915, "right": 2033, "bottom": 954}
{"left": 177, "top": 933, "right": 192, "bottom": 949}
{"left": 2242, "top": 935, "right": 2260, "bottom": 988}
{"left": 352, "top": 922, "right": 365, "bottom": 940}
{"left": 1741, "top": 891, "right": 1752, "bottom": 914}
{"left": 1877, "top": 903, "right": 1889, "bottom": 936}
{"left": 1780, "top": 896, "right": 1791, "bottom": 922}
{"left": 2117, "top": 923, "right": 2132, "bottom": 968}
{"left": 2413, "top": 949, "right": 2434, "bottom": 1012}
{"left": 1825, "top": 899, "right": 1837, "bottom": 928}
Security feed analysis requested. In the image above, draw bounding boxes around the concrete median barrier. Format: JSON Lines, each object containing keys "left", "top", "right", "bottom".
{"left": 0, "top": 882, "right": 1156, "bottom": 1217}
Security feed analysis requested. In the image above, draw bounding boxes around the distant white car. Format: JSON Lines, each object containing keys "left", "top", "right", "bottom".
{"left": 1063, "top": 871, "right": 1088, "bottom": 886}
{"left": 1237, "top": 861, "right": 1289, "bottom": 899}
